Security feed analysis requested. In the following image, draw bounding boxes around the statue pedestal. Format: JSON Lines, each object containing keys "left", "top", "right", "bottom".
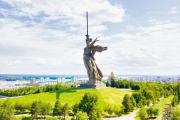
{"left": 78, "top": 80, "right": 106, "bottom": 89}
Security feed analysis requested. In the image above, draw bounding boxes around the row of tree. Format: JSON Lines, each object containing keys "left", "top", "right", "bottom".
{"left": 0, "top": 92, "right": 101, "bottom": 120}
{"left": 0, "top": 83, "right": 74, "bottom": 97}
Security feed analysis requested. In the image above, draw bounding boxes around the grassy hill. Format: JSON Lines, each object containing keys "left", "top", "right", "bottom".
{"left": 0, "top": 88, "right": 135, "bottom": 108}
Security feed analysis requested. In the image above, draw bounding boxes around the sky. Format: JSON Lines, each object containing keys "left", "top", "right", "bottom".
{"left": 0, "top": 0, "right": 180, "bottom": 75}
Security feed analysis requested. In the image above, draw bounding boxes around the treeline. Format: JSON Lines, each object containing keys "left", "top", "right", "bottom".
{"left": 107, "top": 80, "right": 180, "bottom": 111}
{"left": 108, "top": 79, "right": 177, "bottom": 97}
{"left": 0, "top": 92, "right": 103, "bottom": 120}
{"left": 0, "top": 83, "right": 75, "bottom": 97}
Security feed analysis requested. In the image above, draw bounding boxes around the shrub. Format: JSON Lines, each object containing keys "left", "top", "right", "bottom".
{"left": 139, "top": 107, "right": 147, "bottom": 120}
{"left": 76, "top": 111, "right": 89, "bottom": 120}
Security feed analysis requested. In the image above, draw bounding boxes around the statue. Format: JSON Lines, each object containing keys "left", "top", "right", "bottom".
{"left": 83, "top": 12, "right": 108, "bottom": 85}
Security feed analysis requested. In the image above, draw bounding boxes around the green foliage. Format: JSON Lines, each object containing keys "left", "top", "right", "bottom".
{"left": 89, "top": 110, "right": 101, "bottom": 120}
{"left": 79, "top": 92, "right": 98, "bottom": 115}
{"left": 132, "top": 92, "right": 143, "bottom": 106}
{"left": 104, "top": 104, "right": 114, "bottom": 115}
{"left": 31, "top": 101, "right": 41, "bottom": 118}
{"left": 122, "top": 94, "right": 133, "bottom": 113}
{"left": 171, "top": 107, "right": 180, "bottom": 120}
{"left": 21, "top": 116, "right": 32, "bottom": 120}
{"left": 15, "top": 101, "right": 29, "bottom": 114}
{"left": 132, "top": 84, "right": 140, "bottom": 90}
{"left": 76, "top": 111, "right": 89, "bottom": 120}
{"left": 177, "top": 82, "right": 180, "bottom": 102}
{"left": 41, "top": 102, "right": 52, "bottom": 115}
{"left": 106, "top": 81, "right": 109, "bottom": 87}
{"left": 130, "top": 95, "right": 136, "bottom": 107}
{"left": 72, "top": 103, "right": 79, "bottom": 116}
{"left": 139, "top": 107, "right": 147, "bottom": 120}
{"left": 71, "top": 117, "right": 76, "bottom": 120}
{"left": 46, "top": 117, "right": 59, "bottom": 120}
{"left": 146, "top": 107, "right": 159, "bottom": 117}
{"left": 111, "top": 80, "right": 115, "bottom": 87}
{"left": 0, "top": 99, "right": 15, "bottom": 120}
{"left": 153, "top": 108, "right": 159, "bottom": 116}
{"left": 0, "top": 83, "right": 71, "bottom": 97}
{"left": 62, "top": 103, "right": 70, "bottom": 120}
{"left": 53, "top": 99, "right": 62, "bottom": 116}
{"left": 171, "top": 95, "right": 179, "bottom": 107}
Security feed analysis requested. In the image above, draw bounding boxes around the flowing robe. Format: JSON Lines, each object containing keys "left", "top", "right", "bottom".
{"left": 83, "top": 46, "right": 103, "bottom": 80}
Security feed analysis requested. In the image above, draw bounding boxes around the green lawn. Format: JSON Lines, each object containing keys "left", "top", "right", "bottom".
{"left": 135, "top": 95, "right": 174, "bottom": 120}
{"left": 0, "top": 88, "right": 135, "bottom": 108}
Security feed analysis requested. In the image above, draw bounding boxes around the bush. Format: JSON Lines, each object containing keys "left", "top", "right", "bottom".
{"left": 147, "top": 107, "right": 153, "bottom": 117}
{"left": 76, "top": 111, "right": 89, "bottom": 120}
{"left": 146, "top": 107, "right": 159, "bottom": 117}
{"left": 139, "top": 107, "right": 147, "bottom": 120}
{"left": 104, "top": 104, "right": 114, "bottom": 115}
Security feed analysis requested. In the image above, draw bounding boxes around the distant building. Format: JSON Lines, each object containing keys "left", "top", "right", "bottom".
{"left": 30, "top": 78, "right": 36, "bottom": 85}
{"left": 40, "top": 77, "right": 44, "bottom": 82}
{"left": 62, "top": 77, "right": 65, "bottom": 83}
{"left": 38, "top": 82, "right": 44, "bottom": 86}
{"left": 45, "top": 77, "right": 50, "bottom": 82}
{"left": 107, "top": 71, "right": 117, "bottom": 85}
{"left": 71, "top": 76, "right": 78, "bottom": 82}
{"left": 57, "top": 77, "right": 61, "bottom": 83}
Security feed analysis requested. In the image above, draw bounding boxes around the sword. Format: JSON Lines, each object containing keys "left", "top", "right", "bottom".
{"left": 85, "top": 11, "right": 89, "bottom": 38}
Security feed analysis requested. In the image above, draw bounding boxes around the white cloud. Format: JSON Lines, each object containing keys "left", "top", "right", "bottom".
{"left": 168, "top": 6, "right": 178, "bottom": 14}
{"left": 0, "top": 0, "right": 180, "bottom": 75}
{"left": 94, "top": 21, "right": 180, "bottom": 75}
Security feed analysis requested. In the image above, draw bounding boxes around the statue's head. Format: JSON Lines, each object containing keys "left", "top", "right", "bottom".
{"left": 86, "top": 37, "right": 92, "bottom": 44}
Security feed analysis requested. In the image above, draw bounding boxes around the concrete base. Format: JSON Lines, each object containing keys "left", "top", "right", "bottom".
{"left": 78, "top": 80, "right": 106, "bottom": 89}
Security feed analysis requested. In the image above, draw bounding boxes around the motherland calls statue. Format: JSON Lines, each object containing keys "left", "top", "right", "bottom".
{"left": 81, "top": 12, "right": 108, "bottom": 87}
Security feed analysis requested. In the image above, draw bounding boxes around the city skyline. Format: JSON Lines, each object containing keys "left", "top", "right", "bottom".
{"left": 0, "top": 0, "right": 180, "bottom": 75}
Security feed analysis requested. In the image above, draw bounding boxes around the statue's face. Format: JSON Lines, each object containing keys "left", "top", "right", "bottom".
{"left": 89, "top": 38, "right": 92, "bottom": 42}
{"left": 86, "top": 38, "right": 92, "bottom": 44}
{"left": 86, "top": 38, "right": 90, "bottom": 44}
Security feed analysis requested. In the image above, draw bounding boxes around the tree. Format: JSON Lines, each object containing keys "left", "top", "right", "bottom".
{"left": 37, "top": 88, "right": 41, "bottom": 93}
{"left": 147, "top": 107, "right": 153, "bottom": 117}
{"left": 79, "top": 92, "right": 98, "bottom": 115}
{"left": 31, "top": 101, "right": 41, "bottom": 118}
{"left": 177, "top": 82, "right": 180, "bottom": 102}
{"left": 0, "top": 99, "right": 15, "bottom": 120}
{"left": 106, "top": 81, "right": 109, "bottom": 87}
{"left": 139, "top": 107, "right": 147, "bottom": 120}
{"left": 62, "top": 103, "right": 70, "bottom": 120}
{"left": 15, "top": 101, "right": 22, "bottom": 114}
{"left": 72, "top": 103, "right": 79, "bottom": 117}
{"left": 130, "top": 95, "right": 136, "bottom": 107}
{"left": 122, "top": 94, "right": 133, "bottom": 113}
{"left": 111, "top": 80, "right": 115, "bottom": 87}
{"left": 41, "top": 102, "right": 52, "bottom": 118}
{"left": 171, "top": 107, "right": 180, "bottom": 120}
{"left": 53, "top": 99, "right": 62, "bottom": 116}
{"left": 76, "top": 111, "right": 89, "bottom": 120}
{"left": 132, "top": 92, "right": 143, "bottom": 106}
{"left": 153, "top": 108, "right": 159, "bottom": 116}
{"left": 171, "top": 95, "right": 179, "bottom": 107}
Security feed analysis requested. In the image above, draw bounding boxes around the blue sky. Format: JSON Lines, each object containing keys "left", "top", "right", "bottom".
{"left": 0, "top": 0, "right": 180, "bottom": 75}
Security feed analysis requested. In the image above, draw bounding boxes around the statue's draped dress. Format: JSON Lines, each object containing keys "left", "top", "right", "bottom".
{"left": 83, "top": 46, "right": 103, "bottom": 80}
